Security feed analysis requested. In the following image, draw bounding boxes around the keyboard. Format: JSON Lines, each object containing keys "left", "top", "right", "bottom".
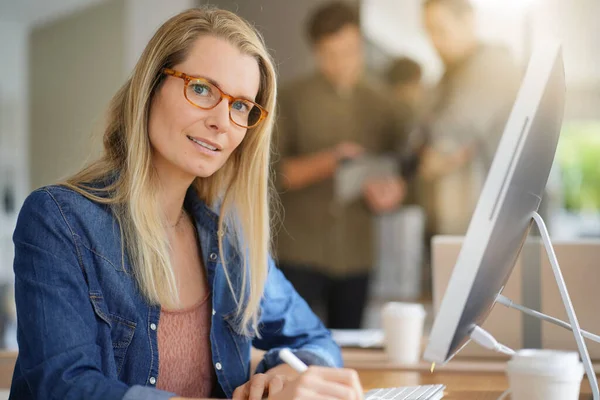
{"left": 364, "top": 384, "right": 445, "bottom": 399}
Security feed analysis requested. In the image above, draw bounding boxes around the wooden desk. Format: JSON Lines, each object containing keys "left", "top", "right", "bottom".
{"left": 0, "top": 352, "right": 15, "bottom": 389}
{"left": 2, "top": 348, "right": 593, "bottom": 398}
{"left": 359, "top": 369, "right": 594, "bottom": 399}
{"left": 347, "top": 349, "right": 594, "bottom": 399}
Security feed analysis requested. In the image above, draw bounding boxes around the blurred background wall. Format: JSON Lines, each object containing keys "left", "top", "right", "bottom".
{"left": 29, "top": 0, "right": 125, "bottom": 190}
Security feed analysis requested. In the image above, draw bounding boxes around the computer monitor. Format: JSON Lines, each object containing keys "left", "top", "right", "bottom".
{"left": 423, "top": 42, "right": 565, "bottom": 364}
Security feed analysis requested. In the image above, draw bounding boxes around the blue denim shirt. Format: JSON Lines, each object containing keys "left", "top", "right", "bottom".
{"left": 10, "top": 185, "right": 342, "bottom": 400}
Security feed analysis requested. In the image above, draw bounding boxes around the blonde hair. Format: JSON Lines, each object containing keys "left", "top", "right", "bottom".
{"left": 63, "top": 6, "right": 277, "bottom": 336}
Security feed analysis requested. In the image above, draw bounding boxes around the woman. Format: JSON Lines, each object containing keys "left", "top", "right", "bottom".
{"left": 10, "top": 7, "right": 363, "bottom": 400}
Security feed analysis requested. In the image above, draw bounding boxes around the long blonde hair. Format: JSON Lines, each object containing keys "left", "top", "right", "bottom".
{"left": 63, "top": 6, "right": 277, "bottom": 336}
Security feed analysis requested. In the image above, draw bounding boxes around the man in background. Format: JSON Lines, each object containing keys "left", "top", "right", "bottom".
{"left": 275, "top": 1, "right": 406, "bottom": 329}
{"left": 385, "top": 57, "right": 440, "bottom": 299}
{"left": 386, "top": 57, "right": 427, "bottom": 184}
{"left": 387, "top": 57, "right": 425, "bottom": 128}
{"left": 420, "top": 0, "right": 522, "bottom": 235}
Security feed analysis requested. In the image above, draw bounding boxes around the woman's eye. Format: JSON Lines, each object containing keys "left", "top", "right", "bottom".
{"left": 232, "top": 100, "right": 251, "bottom": 113}
{"left": 191, "top": 83, "right": 211, "bottom": 96}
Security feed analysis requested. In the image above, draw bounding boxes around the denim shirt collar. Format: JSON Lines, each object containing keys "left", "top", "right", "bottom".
{"left": 184, "top": 185, "right": 220, "bottom": 234}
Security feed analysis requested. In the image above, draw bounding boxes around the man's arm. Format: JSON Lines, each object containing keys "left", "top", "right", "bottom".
{"left": 274, "top": 88, "right": 362, "bottom": 191}
{"left": 280, "top": 143, "right": 363, "bottom": 191}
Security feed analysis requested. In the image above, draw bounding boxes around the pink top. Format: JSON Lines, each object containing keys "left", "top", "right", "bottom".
{"left": 157, "top": 293, "right": 216, "bottom": 397}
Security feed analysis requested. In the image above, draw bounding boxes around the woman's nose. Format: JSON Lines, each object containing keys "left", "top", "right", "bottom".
{"left": 205, "top": 98, "right": 231, "bottom": 133}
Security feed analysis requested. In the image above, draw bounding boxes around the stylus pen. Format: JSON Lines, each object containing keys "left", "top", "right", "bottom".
{"left": 279, "top": 348, "right": 368, "bottom": 400}
{"left": 278, "top": 348, "right": 309, "bottom": 373}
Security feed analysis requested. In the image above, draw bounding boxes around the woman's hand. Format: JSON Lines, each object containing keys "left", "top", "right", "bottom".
{"left": 268, "top": 366, "right": 363, "bottom": 400}
{"left": 232, "top": 372, "right": 290, "bottom": 400}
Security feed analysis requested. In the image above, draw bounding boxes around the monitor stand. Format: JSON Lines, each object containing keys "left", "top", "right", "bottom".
{"left": 498, "top": 212, "right": 599, "bottom": 400}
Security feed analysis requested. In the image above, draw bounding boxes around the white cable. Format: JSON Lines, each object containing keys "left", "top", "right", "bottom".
{"left": 497, "top": 389, "right": 511, "bottom": 400}
{"left": 470, "top": 325, "right": 516, "bottom": 356}
{"left": 496, "top": 294, "right": 600, "bottom": 343}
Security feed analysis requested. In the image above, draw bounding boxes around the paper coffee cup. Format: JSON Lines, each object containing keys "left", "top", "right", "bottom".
{"left": 507, "top": 349, "right": 584, "bottom": 400}
{"left": 382, "top": 302, "right": 426, "bottom": 364}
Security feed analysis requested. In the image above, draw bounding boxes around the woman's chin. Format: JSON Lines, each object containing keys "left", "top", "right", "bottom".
{"left": 187, "top": 164, "right": 219, "bottom": 179}
{"left": 178, "top": 156, "right": 227, "bottom": 179}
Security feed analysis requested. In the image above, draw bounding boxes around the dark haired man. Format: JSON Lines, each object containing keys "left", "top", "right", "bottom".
{"left": 275, "top": 1, "right": 406, "bottom": 329}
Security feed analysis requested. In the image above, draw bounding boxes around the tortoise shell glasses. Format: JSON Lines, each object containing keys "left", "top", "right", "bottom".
{"left": 162, "top": 68, "right": 268, "bottom": 129}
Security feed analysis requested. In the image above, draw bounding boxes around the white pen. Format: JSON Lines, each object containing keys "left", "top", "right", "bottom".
{"left": 278, "top": 348, "right": 309, "bottom": 373}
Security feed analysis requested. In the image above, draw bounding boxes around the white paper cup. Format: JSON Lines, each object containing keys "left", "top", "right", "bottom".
{"left": 507, "top": 349, "right": 584, "bottom": 400}
{"left": 382, "top": 302, "right": 426, "bottom": 364}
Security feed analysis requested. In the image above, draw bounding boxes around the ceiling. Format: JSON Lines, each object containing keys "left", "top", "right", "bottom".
{"left": 0, "top": 0, "right": 106, "bottom": 26}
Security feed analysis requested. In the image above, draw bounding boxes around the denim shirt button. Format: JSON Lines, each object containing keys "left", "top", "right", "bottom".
{"left": 149, "top": 377, "right": 156, "bottom": 385}
{"left": 215, "top": 362, "right": 222, "bottom": 371}
{"left": 212, "top": 309, "right": 216, "bottom": 316}
{"left": 209, "top": 253, "right": 218, "bottom": 261}
{"left": 150, "top": 323, "right": 157, "bottom": 331}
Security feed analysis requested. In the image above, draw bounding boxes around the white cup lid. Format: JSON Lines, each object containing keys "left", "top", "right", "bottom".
{"left": 382, "top": 302, "right": 426, "bottom": 318}
{"left": 507, "top": 349, "right": 584, "bottom": 380}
